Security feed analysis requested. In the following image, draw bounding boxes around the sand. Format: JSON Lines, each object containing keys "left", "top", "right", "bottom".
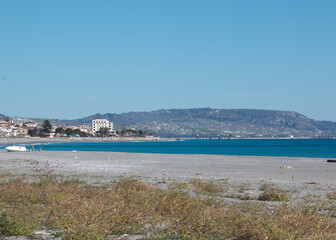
{"left": 0, "top": 150, "right": 335, "bottom": 199}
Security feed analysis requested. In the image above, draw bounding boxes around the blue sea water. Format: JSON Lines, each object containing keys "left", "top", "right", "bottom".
{"left": 1, "top": 139, "right": 336, "bottom": 158}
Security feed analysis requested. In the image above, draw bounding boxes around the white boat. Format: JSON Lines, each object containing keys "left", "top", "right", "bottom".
{"left": 5, "top": 146, "right": 29, "bottom": 152}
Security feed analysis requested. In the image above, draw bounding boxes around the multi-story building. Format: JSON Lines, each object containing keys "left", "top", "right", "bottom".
{"left": 92, "top": 119, "right": 114, "bottom": 135}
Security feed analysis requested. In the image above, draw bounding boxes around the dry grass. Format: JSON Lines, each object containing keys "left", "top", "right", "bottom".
{"left": 327, "top": 190, "right": 336, "bottom": 200}
{"left": 0, "top": 177, "right": 335, "bottom": 239}
{"left": 258, "top": 183, "right": 291, "bottom": 202}
{"left": 188, "top": 178, "right": 228, "bottom": 195}
{"left": 235, "top": 182, "right": 252, "bottom": 193}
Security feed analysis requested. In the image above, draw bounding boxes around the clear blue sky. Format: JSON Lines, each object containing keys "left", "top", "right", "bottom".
{"left": 1, "top": 1, "right": 335, "bottom": 121}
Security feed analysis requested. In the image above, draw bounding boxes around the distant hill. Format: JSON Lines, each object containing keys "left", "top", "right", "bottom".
{"left": 0, "top": 114, "right": 8, "bottom": 120}
{"left": 3, "top": 108, "right": 336, "bottom": 138}
{"left": 76, "top": 108, "right": 336, "bottom": 138}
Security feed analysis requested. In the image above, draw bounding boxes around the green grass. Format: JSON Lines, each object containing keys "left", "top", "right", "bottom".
{"left": 0, "top": 177, "right": 335, "bottom": 239}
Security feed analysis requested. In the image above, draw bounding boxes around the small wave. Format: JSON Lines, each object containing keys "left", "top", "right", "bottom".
{"left": 31, "top": 142, "right": 53, "bottom": 146}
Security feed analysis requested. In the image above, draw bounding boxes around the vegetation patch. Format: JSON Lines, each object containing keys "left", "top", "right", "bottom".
{"left": 188, "top": 178, "right": 228, "bottom": 195}
{"left": 235, "top": 182, "right": 252, "bottom": 193}
{"left": 258, "top": 183, "right": 291, "bottom": 202}
{"left": 327, "top": 190, "right": 336, "bottom": 200}
{"left": 0, "top": 177, "right": 335, "bottom": 239}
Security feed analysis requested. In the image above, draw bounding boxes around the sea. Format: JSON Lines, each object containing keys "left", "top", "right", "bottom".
{"left": 1, "top": 139, "right": 336, "bottom": 158}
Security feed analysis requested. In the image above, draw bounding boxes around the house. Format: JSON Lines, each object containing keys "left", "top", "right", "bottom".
{"left": 0, "top": 121, "right": 8, "bottom": 128}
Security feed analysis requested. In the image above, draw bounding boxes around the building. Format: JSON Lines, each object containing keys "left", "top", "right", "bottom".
{"left": 79, "top": 124, "right": 91, "bottom": 134}
{"left": 24, "top": 121, "right": 37, "bottom": 128}
{"left": 0, "top": 121, "right": 8, "bottom": 128}
{"left": 92, "top": 119, "right": 114, "bottom": 135}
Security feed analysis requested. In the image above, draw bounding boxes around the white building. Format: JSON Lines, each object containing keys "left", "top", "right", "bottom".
{"left": 79, "top": 124, "right": 91, "bottom": 133}
{"left": 92, "top": 119, "right": 114, "bottom": 135}
{"left": 24, "top": 121, "right": 38, "bottom": 128}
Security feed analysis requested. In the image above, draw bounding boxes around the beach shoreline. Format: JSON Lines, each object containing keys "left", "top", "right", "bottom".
{"left": 2, "top": 137, "right": 333, "bottom": 146}
{"left": 0, "top": 150, "right": 335, "bottom": 199}
{"left": 0, "top": 137, "right": 173, "bottom": 146}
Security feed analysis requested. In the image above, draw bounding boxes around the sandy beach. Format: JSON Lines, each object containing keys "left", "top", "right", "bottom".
{"left": 0, "top": 150, "right": 335, "bottom": 199}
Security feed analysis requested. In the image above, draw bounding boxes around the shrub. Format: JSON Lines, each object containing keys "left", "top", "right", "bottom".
{"left": 258, "top": 183, "right": 290, "bottom": 201}
{"left": 326, "top": 190, "right": 336, "bottom": 200}
{"left": 188, "top": 178, "right": 228, "bottom": 195}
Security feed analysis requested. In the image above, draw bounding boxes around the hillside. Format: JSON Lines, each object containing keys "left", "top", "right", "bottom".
{"left": 0, "top": 114, "right": 8, "bottom": 121}
{"left": 77, "top": 108, "right": 336, "bottom": 138}
{"left": 3, "top": 108, "right": 336, "bottom": 138}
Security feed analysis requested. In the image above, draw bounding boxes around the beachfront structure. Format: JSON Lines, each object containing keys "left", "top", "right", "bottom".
{"left": 79, "top": 124, "right": 91, "bottom": 134}
{"left": 92, "top": 119, "right": 114, "bottom": 135}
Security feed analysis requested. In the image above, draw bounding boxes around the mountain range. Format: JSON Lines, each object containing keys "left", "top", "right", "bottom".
{"left": 47, "top": 108, "right": 336, "bottom": 137}
{"left": 3, "top": 108, "right": 336, "bottom": 138}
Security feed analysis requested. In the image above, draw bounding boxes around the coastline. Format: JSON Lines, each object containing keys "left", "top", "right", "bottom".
{"left": 0, "top": 150, "right": 335, "bottom": 199}
{"left": 0, "top": 137, "right": 173, "bottom": 146}
{"left": 2, "top": 137, "right": 335, "bottom": 146}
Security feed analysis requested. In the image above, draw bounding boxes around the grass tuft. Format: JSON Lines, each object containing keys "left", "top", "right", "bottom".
{"left": 326, "top": 190, "right": 336, "bottom": 200}
{"left": 188, "top": 178, "right": 228, "bottom": 195}
{"left": 258, "top": 183, "right": 290, "bottom": 201}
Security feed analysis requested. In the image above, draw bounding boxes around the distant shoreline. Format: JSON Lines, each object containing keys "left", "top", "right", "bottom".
{"left": 0, "top": 137, "right": 173, "bottom": 146}
{"left": 0, "top": 136, "right": 335, "bottom": 146}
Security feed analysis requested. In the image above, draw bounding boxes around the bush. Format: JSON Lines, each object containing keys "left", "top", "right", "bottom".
{"left": 258, "top": 183, "right": 290, "bottom": 201}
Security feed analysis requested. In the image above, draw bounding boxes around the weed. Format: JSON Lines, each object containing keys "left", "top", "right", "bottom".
{"left": 0, "top": 210, "right": 37, "bottom": 236}
{"left": 259, "top": 182, "right": 276, "bottom": 191}
{"left": 169, "top": 181, "right": 189, "bottom": 190}
{"left": 0, "top": 173, "right": 10, "bottom": 183}
{"left": 235, "top": 182, "right": 251, "bottom": 193}
{"left": 237, "top": 194, "right": 255, "bottom": 201}
{"left": 188, "top": 178, "right": 228, "bottom": 195}
{"left": 258, "top": 183, "right": 290, "bottom": 201}
{"left": 326, "top": 190, "right": 336, "bottom": 200}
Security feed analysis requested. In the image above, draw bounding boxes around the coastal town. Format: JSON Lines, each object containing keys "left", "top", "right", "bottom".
{"left": 0, "top": 117, "right": 151, "bottom": 139}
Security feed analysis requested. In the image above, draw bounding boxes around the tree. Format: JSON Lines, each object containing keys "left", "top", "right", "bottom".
{"left": 71, "top": 128, "right": 88, "bottom": 137}
{"left": 42, "top": 120, "right": 52, "bottom": 133}
{"left": 81, "top": 132, "right": 88, "bottom": 137}
{"left": 28, "top": 128, "right": 39, "bottom": 137}
{"left": 73, "top": 129, "right": 81, "bottom": 134}
{"left": 73, "top": 129, "right": 82, "bottom": 136}
{"left": 38, "top": 130, "right": 46, "bottom": 137}
{"left": 65, "top": 128, "right": 73, "bottom": 136}
{"left": 55, "top": 127, "right": 65, "bottom": 134}
{"left": 98, "top": 127, "right": 109, "bottom": 137}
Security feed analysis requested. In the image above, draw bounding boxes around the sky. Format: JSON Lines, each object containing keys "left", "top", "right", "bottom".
{"left": 1, "top": 1, "right": 336, "bottom": 121}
